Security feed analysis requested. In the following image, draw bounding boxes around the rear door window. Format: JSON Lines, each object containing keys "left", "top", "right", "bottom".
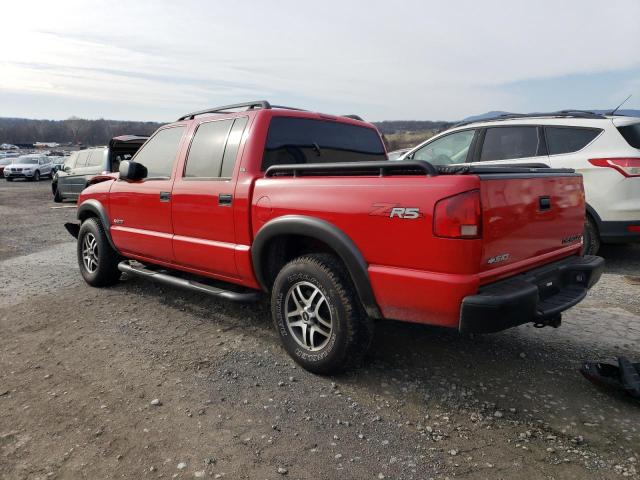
{"left": 221, "top": 117, "right": 248, "bottom": 177}
{"left": 184, "top": 119, "right": 234, "bottom": 178}
{"left": 262, "top": 117, "right": 386, "bottom": 170}
{"left": 545, "top": 127, "right": 601, "bottom": 155}
{"left": 617, "top": 123, "right": 640, "bottom": 149}
{"left": 412, "top": 130, "right": 475, "bottom": 165}
{"left": 480, "top": 126, "right": 540, "bottom": 161}
{"left": 87, "top": 149, "right": 105, "bottom": 167}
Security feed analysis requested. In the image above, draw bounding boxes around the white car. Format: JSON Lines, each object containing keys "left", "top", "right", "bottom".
{"left": 400, "top": 111, "right": 640, "bottom": 254}
{"left": 3, "top": 155, "right": 54, "bottom": 182}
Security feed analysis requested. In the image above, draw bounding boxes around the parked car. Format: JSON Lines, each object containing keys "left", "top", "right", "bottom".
{"left": 50, "top": 157, "right": 66, "bottom": 176}
{"left": 3, "top": 155, "right": 53, "bottom": 181}
{"left": 0, "top": 157, "right": 13, "bottom": 178}
{"left": 52, "top": 136, "right": 147, "bottom": 202}
{"left": 64, "top": 101, "right": 603, "bottom": 374}
{"left": 400, "top": 111, "right": 640, "bottom": 254}
{"left": 387, "top": 147, "right": 411, "bottom": 160}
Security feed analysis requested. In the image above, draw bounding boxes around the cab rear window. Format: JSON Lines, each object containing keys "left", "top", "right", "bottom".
{"left": 262, "top": 117, "right": 386, "bottom": 170}
{"left": 617, "top": 123, "right": 640, "bottom": 149}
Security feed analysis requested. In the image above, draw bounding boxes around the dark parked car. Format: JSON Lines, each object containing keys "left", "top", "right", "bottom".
{"left": 0, "top": 157, "right": 13, "bottom": 178}
{"left": 52, "top": 136, "right": 147, "bottom": 202}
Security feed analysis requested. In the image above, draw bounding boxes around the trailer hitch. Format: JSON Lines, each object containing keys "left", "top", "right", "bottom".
{"left": 533, "top": 314, "right": 561, "bottom": 329}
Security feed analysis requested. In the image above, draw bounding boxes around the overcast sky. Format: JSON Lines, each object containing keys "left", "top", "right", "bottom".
{"left": 1, "top": 0, "right": 639, "bottom": 122}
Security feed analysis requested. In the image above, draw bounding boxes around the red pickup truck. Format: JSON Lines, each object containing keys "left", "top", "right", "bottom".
{"left": 66, "top": 101, "right": 604, "bottom": 373}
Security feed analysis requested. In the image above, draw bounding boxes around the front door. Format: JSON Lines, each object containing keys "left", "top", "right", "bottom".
{"left": 171, "top": 116, "right": 248, "bottom": 279}
{"left": 109, "top": 125, "right": 187, "bottom": 262}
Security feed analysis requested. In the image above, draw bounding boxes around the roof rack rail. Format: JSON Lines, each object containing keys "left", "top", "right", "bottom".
{"left": 342, "top": 114, "right": 364, "bottom": 121}
{"left": 178, "top": 100, "right": 272, "bottom": 121}
{"left": 453, "top": 110, "right": 607, "bottom": 128}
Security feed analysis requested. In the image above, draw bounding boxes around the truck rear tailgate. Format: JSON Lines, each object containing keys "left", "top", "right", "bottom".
{"left": 479, "top": 171, "right": 585, "bottom": 282}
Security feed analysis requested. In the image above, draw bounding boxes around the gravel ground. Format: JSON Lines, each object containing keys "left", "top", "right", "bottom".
{"left": 1, "top": 180, "right": 639, "bottom": 479}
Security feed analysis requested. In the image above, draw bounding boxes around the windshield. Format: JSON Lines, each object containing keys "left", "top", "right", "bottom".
{"left": 617, "top": 123, "right": 640, "bottom": 149}
{"left": 262, "top": 117, "right": 386, "bottom": 170}
{"left": 18, "top": 158, "right": 39, "bottom": 165}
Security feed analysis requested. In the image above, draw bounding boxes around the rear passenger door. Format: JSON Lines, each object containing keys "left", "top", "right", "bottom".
{"left": 470, "top": 126, "right": 549, "bottom": 167}
{"left": 171, "top": 116, "right": 248, "bottom": 279}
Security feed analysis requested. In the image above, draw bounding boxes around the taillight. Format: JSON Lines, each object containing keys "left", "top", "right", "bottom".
{"left": 589, "top": 158, "right": 640, "bottom": 177}
{"left": 433, "top": 190, "right": 482, "bottom": 239}
{"left": 628, "top": 226, "right": 640, "bottom": 233}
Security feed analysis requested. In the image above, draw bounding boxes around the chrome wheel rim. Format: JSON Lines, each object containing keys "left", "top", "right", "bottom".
{"left": 82, "top": 233, "right": 98, "bottom": 273}
{"left": 285, "top": 281, "right": 333, "bottom": 351}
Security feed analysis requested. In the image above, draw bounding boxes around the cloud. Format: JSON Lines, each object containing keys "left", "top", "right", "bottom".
{"left": 1, "top": 0, "right": 639, "bottom": 121}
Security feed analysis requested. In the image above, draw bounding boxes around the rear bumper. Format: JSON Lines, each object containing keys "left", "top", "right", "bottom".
{"left": 599, "top": 220, "right": 640, "bottom": 243}
{"left": 459, "top": 255, "right": 604, "bottom": 334}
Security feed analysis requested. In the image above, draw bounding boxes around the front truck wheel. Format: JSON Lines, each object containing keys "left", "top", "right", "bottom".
{"left": 271, "top": 253, "right": 374, "bottom": 374}
{"left": 77, "top": 218, "right": 121, "bottom": 287}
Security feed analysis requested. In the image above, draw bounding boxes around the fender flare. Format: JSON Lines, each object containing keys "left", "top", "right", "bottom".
{"left": 252, "top": 215, "right": 382, "bottom": 319}
{"left": 77, "top": 199, "right": 118, "bottom": 251}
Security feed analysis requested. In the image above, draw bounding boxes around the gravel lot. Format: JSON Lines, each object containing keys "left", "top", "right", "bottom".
{"left": 1, "top": 180, "right": 639, "bottom": 479}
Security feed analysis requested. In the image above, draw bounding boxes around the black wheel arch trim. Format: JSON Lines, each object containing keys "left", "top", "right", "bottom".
{"left": 252, "top": 215, "right": 382, "bottom": 319}
{"left": 76, "top": 199, "right": 118, "bottom": 251}
{"left": 585, "top": 204, "right": 602, "bottom": 229}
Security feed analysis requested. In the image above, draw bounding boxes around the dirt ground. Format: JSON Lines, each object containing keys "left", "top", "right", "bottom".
{"left": 1, "top": 179, "right": 639, "bottom": 480}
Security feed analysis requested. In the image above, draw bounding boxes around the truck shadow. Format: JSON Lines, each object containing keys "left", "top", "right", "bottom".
{"left": 598, "top": 242, "right": 640, "bottom": 276}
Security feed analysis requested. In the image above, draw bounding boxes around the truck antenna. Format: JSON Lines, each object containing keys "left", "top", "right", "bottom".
{"left": 608, "top": 94, "right": 632, "bottom": 116}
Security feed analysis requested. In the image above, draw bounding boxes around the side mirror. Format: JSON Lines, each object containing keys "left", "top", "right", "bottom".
{"left": 119, "top": 160, "right": 147, "bottom": 181}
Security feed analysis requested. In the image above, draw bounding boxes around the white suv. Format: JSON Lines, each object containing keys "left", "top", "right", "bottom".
{"left": 400, "top": 111, "right": 640, "bottom": 254}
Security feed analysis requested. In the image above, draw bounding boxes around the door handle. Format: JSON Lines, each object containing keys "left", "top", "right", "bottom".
{"left": 218, "top": 194, "right": 232, "bottom": 206}
{"left": 160, "top": 191, "right": 171, "bottom": 202}
{"left": 539, "top": 196, "right": 551, "bottom": 211}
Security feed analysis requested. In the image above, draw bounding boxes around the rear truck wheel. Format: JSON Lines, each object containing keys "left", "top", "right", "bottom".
{"left": 77, "top": 218, "right": 121, "bottom": 287}
{"left": 271, "top": 253, "right": 374, "bottom": 374}
{"left": 53, "top": 184, "right": 63, "bottom": 203}
{"left": 582, "top": 216, "right": 600, "bottom": 255}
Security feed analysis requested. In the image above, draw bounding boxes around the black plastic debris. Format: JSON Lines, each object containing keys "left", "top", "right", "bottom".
{"left": 580, "top": 357, "right": 640, "bottom": 399}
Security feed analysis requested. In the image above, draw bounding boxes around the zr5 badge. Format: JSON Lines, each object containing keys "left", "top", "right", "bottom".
{"left": 370, "top": 203, "right": 422, "bottom": 219}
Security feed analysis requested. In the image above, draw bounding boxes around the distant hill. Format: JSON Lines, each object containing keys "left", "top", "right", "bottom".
{"left": 0, "top": 117, "right": 163, "bottom": 147}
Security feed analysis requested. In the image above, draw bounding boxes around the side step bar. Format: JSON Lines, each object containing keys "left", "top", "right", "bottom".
{"left": 118, "top": 261, "right": 262, "bottom": 303}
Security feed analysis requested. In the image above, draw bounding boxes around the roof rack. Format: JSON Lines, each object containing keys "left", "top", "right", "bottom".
{"left": 177, "top": 101, "right": 365, "bottom": 123}
{"left": 453, "top": 110, "right": 607, "bottom": 128}
{"left": 178, "top": 101, "right": 272, "bottom": 121}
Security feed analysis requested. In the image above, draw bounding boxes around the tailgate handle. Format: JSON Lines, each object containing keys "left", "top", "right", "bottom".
{"left": 539, "top": 196, "right": 551, "bottom": 211}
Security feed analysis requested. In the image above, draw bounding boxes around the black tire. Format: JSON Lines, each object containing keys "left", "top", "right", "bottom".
{"left": 6, "top": 177, "right": 13, "bottom": 182}
{"left": 271, "top": 253, "right": 374, "bottom": 374}
{"left": 53, "top": 184, "right": 63, "bottom": 203}
{"left": 582, "top": 215, "right": 600, "bottom": 255}
{"left": 77, "top": 218, "right": 121, "bottom": 287}
{"left": 32, "top": 171, "right": 40, "bottom": 182}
